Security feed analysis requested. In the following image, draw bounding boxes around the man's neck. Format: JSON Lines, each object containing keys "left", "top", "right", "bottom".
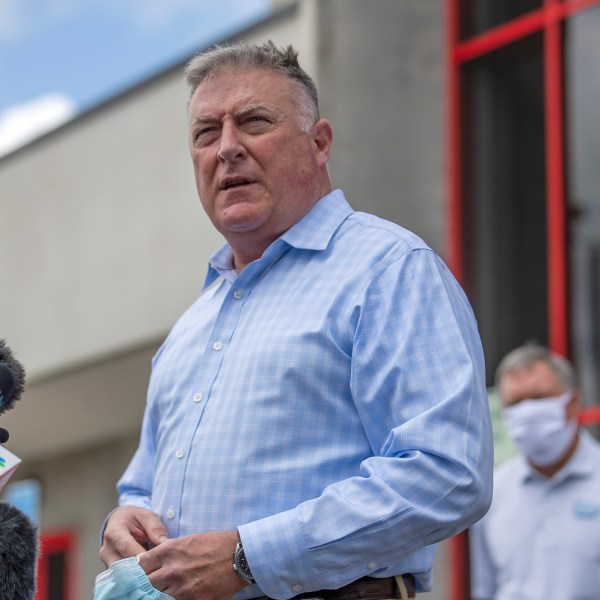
{"left": 227, "top": 180, "right": 333, "bottom": 273}
{"left": 231, "top": 237, "right": 276, "bottom": 273}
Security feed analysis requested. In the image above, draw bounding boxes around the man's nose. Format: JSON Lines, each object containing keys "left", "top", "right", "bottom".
{"left": 217, "top": 123, "right": 245, "bottom": 163}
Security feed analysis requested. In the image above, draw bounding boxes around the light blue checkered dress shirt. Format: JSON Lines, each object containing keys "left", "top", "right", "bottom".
{"left": 118, "top": 189, "right": 493, "bottom": 599}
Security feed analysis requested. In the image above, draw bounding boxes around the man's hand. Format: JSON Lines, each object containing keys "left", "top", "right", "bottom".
{"left": 100, "top": 505, "right": 169, "bottom": 567}
{"left": 139, "top": 530, "right": 248, "bottom": 600}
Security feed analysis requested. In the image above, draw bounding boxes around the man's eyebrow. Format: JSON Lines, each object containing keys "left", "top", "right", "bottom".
{"left": 190, "top": 104, "right": 278, "bottom": 128}
{"left": 234, "top": 104, "right": 272, "bottom": 119}
{"left": 191, "top": 114, "right": 217, "bottom": 126}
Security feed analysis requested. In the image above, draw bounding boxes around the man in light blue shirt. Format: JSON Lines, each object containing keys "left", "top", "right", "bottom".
{"left": 99, "top": 41, "right": 493, "bottom": 600}
{"left": 470, "top": 345, "right": 600, "bottom": 600}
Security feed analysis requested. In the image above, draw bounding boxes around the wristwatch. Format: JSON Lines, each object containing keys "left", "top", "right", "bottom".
{"left": 233, "top": 537, "right": 255, "bottom": 585}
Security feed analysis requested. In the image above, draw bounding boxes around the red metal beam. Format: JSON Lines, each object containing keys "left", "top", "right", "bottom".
{"left": 453, "top": 0, "right": 600, "bottom": 66}
{"left": 579, "top": 406, "right": 600, "bottom": 427}
{"left": 447, "top": 0, "right": 463, "bottom": 283}
{"left": 446, "top": 0, "right": 467, "bottom": 595}
{"left": 453, "top": 10, "right": 544, "bottom": 63}
{"left": 449, "top": 532, "right": 467, "bottom": 600}
{"left": 561, "top": 0, "right": 600, "bottom": 19}
{"left": 544, "top": 0, "right": 568, "bottom": 356}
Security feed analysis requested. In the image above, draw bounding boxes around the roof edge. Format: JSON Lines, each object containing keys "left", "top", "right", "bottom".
{"left": 0, "top": 1, "right": 299, "bottom": 166}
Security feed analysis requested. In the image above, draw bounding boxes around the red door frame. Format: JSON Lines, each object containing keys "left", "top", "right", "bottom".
{"left": 36, "top": 530, "right": 76, "bottom": 600}
{"left": 445, "top": 1, "right": 600, "bottom": 598}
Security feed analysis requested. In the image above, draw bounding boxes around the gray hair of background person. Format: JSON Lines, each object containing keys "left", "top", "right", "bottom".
{"left": 184, "top": 40, "right": 319, "bottom": 133}
{"left": 494, "top": 344, "right": 577, "bottom": 393}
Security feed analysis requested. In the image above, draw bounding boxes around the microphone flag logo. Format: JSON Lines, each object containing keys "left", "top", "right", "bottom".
{"left": 0, "top": 445, "right": 22, "bottom": 492}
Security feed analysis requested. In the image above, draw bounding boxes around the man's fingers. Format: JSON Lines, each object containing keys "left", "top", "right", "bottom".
{"left": 99, "top": 506, "right": 169, "bottom": 567}
{"left": 115, "top": 533, "right": 147, "bottom": 558}
{"left": 136, "top": 511, "right": 169, "bottom": 546}
{"left": 100, "top": 527, "right": 147, "bottom": 566}
{"left": 136, "top": 550, "right": 160, "bottom": 576}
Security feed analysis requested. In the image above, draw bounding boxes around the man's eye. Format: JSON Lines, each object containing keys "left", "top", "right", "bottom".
{"left": 193, "top": 127, "right": 217, "bottom": 144}
{"left": 197, "top": 126, "right": 216, "bottom": 136}
{"left": 244, "top": 116, "right": 270, "bottom": 128}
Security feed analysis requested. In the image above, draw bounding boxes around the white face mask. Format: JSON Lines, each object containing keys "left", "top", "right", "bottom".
{"left": 502, "top": 391, "right": 577, "bottom": 467}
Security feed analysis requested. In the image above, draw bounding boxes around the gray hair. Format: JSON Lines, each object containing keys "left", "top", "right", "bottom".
{"left": 495, "top": 344, "right": 577, "bottom": 392}
{"left": 184, "top": 40, "right": 319, "bottom": 132}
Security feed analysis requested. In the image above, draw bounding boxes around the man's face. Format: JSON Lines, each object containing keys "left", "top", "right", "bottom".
{"left": 499, "top": 359, "right": 580, "bottom": 421}
{"left": 187, "top": 67, "right": 332, "bottom": 254}
{"left": 499, "top": 360, "right": 564, "bottom": 407}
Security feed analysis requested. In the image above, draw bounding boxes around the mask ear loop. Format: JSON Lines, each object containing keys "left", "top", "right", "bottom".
{"left": 395, "top": 575, "right": 410, "bottom": 600}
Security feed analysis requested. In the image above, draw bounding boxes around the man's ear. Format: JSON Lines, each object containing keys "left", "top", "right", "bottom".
{"left": 567, "top": 389, "right": 581, "bottom": 421}
{"left": 311, "top": 118, "right": 333, "bottom": 166}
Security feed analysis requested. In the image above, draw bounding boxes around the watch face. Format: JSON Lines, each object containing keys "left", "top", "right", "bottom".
{"left": 238, "top": 552, "right": 250, "bottom": 574}
{"left": 235, "top": 542, "right": 254, "bottom": 583}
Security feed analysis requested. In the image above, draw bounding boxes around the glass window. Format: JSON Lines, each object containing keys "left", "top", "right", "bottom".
{"left": 459, "top": 0, "right": 542, "bottom": 39}
{"left": 461, "top": 34, "right": 547, "bottom": 382}
{"left": 565, "top": 6, "right": 600, "bottom": 408}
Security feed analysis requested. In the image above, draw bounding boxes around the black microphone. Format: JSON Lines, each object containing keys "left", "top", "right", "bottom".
{"left": 0, "top": 339, "right": 27, "bottom": 443}
{"left": 0, "top": 501, "right": 38, "bottom": 600}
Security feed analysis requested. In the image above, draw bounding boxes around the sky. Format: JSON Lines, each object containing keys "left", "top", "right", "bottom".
{"left": 0, "top": 0, "right": 272, "bottom": 157}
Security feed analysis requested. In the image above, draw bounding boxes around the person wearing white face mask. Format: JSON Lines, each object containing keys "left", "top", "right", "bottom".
{"left": 469, "top": 344, "right": 600, "bottom": 600}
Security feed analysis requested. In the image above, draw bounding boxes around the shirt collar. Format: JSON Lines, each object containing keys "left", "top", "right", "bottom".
{"left": 204, "top": 189, "right": 353, "bottom": 287}
{"left": 280, "top": 188, "right": 353, "bottom": 250}
{"left": 520, "top": 429, "right": 595, "bottom": 485}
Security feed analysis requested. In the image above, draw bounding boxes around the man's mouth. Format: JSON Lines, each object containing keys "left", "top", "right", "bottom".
{"left": 222, "top": 178, "right": 253, "bottom": 190}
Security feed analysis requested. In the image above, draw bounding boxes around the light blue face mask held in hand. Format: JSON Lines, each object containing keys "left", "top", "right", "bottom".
{"left": 94, "top": 556, "right": 174, "bottom": 600}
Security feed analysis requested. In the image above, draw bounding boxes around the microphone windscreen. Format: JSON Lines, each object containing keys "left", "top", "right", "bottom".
{"left": 0, "top": 340, "right": 26, "bottom": 414}
{"left": 0, "top": 502, "right": 38, "bottom": 600}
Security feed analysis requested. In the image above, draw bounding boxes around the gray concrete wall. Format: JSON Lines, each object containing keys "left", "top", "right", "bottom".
{"left": 317, "top": 0, "right": 446, "bottom": 257}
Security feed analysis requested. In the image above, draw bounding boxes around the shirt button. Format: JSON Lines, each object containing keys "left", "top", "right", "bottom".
{"left": 291, "top": 584, "right": 303, "bottom": 593}
{"left": 166, "top": 508, "right": 175, "bottom": 519}
{"left": 367, "top": 561, "right": 377, "bottom": 570}
{"left": 233, "top": 289, "right": 244, "bottom": 299}
{"left": 213, "top": 341, "right": 223, "bottom": 351}
{"left": 176, "top": 449, "right": 184, "bottom": 459}
{"left": 193, "top": 393, "right": 203, "bottom": 403}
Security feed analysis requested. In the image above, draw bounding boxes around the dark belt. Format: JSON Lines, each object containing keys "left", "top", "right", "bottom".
{"left": 259, "top": 575, "right": 416, "bottom": 600}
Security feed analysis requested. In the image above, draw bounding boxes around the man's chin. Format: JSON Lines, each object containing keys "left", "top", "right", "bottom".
{"left": 220, "top": 215, "right": 265, "bottom": 234}
{"left": 219, "top": 205, "right": 269, "bottom": 234}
